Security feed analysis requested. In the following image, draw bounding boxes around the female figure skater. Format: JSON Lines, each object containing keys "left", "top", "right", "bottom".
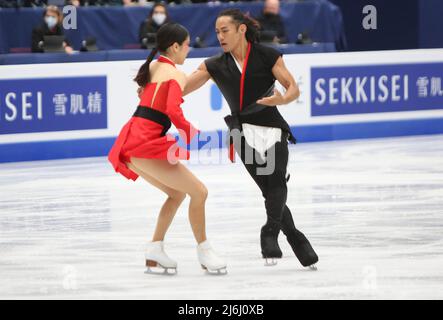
{"left": 184, "top": 10, "right": 318, "bottom": 269}
{"left": 108, "top": 23, "right": 227, "bottom": 275}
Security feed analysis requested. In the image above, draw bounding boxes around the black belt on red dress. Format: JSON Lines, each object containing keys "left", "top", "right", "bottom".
{"left": 133, "top": 106, "right": 171, "bottom": 137}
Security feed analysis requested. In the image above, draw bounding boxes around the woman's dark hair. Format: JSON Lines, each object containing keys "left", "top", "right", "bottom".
{"left": 134, "top": 23, "right": 189, "bottom": 88}
{"left": 217, "top": 9, "right": 261, "bottom": 43}
{"left": 147, "top": 3, "right": 170, "bottom": 25}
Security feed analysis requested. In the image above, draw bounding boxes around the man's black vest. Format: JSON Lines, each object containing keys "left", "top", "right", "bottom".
{"left": 205, "top": 42, "right": 296, "bottom": 143}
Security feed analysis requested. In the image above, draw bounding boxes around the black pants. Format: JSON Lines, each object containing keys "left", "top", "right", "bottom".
{"left": 234, "top": 131, "right": 299, "bottom": 237}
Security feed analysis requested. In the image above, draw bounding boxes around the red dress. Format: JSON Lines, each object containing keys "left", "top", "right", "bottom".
{"left": 108, "top": 56, "right": 199, "bottom": 181}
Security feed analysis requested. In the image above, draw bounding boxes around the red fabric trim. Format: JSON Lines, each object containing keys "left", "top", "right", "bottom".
{"left": 228, "top": 42, "right": 252, "bottom": 163}
{"left": 239, "top": 42, "right": 252, "bottom": 112}
{"left": 229, "top": 142, "right": 236, "bottom": 163}
{"left": 158, "top": 55, "right": 176, "bottom": 67}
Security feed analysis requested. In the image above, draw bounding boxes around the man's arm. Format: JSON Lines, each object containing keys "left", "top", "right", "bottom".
{"left": 183, "top": 62, "right": 211, "bottom": 96}
{"left": 256, "top": 57, "right": 300, "bottom": 106}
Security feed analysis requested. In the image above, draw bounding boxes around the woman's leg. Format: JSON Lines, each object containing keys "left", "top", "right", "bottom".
{"left": 129, "top": 157, "right": 208, "bottom": 244}
{"left": 126, "top": 161, "right": 186, "bottom": 242}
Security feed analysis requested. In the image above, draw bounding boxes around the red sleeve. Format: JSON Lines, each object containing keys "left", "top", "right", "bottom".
{"left": 166, "top": 80, "right": 199, "bottom": 144}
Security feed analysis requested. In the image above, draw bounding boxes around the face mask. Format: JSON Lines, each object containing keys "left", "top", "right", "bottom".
{"left": 45, "top": 16, "right": 58, "bottom": 29}
{"left": 152, "top": 13, "right": 166, "bottom": 26}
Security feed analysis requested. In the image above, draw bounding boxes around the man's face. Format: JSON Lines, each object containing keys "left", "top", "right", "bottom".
{"left": 215, "top": 16, "right": 243, "bottom": 53}
{"left": 264, "top": 0, "right": 280, "bottom": 15}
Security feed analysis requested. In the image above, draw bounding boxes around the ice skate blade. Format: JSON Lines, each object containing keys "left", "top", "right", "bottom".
{"left": 145, "top": 266, "right": 177, "bottom": 275}
{"left": 145, "top": 260, "right": 177, "bottom": 275}
{"left": 308, "top": 264, "right": 318, "bottom": 271}
{"left": 264, "top": 258, "right": 279, "bottom": 266}
{"left": 201, "top": 264, "right": 228, "bottom": 275}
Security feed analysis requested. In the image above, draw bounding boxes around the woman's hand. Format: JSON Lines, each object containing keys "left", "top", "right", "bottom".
{"left": 256, "top": 88, "right": 285, "bottom": 106}
{"left": 137, "top": 87, "right": 144, "bottom": 98}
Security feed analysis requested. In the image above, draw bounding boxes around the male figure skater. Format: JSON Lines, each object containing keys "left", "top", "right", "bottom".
{"left": 136, "top": 10, "right": 319, "bottom": 269}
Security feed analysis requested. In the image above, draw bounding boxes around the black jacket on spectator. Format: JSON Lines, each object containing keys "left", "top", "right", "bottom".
{"left": 139, "top": 21, "right": 160, "bottom": 40}
{"left": 139, "top": 20, "right": 162, "bottom": 45}
{"left": 257, "top": 13, "right": 287, "bottom": 44}
{"left": 31, "top": 23, "right": 69, "bottom": 53}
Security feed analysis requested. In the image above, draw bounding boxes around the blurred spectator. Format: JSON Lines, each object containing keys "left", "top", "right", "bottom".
{"left": 0, "top": 0, "right": 13, "bottom": 7}
{"left": 0, "top": 0, "right": 181, "bottom": 7}
{"left": 0, "top": 0, "right": 47, "bottom": 7}
{"left": 124, "top": 0, "right": 189, "bottom": 6}
{"left": 66, "top": 0, "right": 81, "bottom": 6}
{"left": 64, "top": 0, "right": 122, "bottom": 6}
{"left": 122, "top": 0, "right": 137, "bottom": 6}
{"left": 139, "top": 2, "right": 171, "bottom": 48}
{"left": 25, "top": 0, "right": 48, "bottom": 7}
{"left": 256, "top": 0, "right": 287, "bottom": 44}
{"left": 31, "top": 5, "right": 74, "bottom": 53}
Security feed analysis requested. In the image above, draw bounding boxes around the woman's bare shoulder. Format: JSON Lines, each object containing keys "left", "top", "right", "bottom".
{"left": 150, "top": 64, "right": 186, "bottom": 90}
{"left": 173, "top": 70, "right": 187, "bottom": 91}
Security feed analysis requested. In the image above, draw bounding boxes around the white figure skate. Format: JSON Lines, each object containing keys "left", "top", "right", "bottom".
{"left": 197, "top": 240, "right": 227, "bottom": 275}
{"left": 144, "top": 241, "right": 177, "bottom": 275}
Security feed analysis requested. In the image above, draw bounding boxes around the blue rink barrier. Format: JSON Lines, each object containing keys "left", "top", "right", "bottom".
{"left": 0, "top": 43, "right": 336, "bottom": 65}
{"left": 1, "top": 117, "right": 443, "bottom": 163}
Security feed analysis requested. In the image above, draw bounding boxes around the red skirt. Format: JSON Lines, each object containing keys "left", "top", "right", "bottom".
{"left": 108, "top": 117, "right": 190, "bottom": 181}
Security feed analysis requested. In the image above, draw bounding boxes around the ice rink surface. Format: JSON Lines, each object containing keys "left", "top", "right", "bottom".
{"left": 1, "top": 134, "right": 442, "bottom": 300}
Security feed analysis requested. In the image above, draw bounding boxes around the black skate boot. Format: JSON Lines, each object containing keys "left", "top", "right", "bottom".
{"left": 260, "top": 224, "right": 282, "bottom": 266}
{"left": 284, "top": 229, "right": 318, "bottom": 270}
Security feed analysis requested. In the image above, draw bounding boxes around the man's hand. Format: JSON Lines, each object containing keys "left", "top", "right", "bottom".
{"left": 256, "top": 88, "right": 285, "bottom": 106}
